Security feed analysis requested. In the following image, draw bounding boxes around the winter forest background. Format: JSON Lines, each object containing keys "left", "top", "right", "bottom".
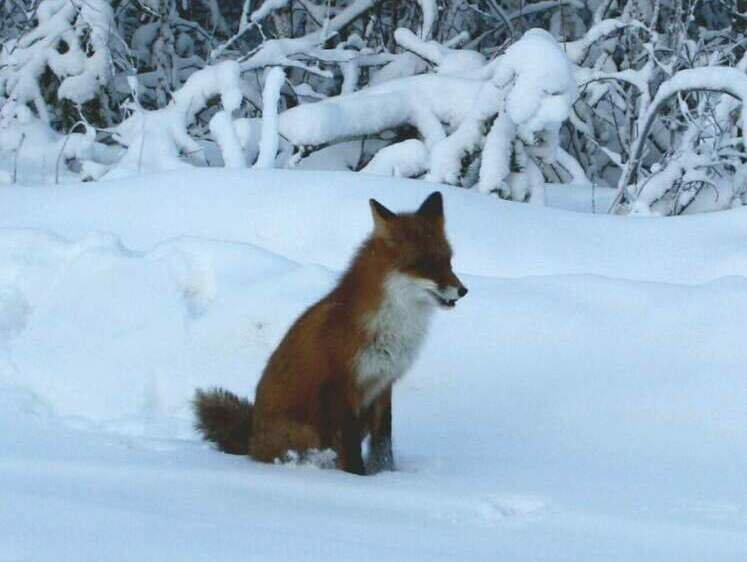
{"left": 2, "top": 0, "right": 747, "bottom": 215}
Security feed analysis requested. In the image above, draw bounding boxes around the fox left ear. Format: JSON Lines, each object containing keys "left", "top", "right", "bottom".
{"left": 370, "top": 198, "right": 396, "bottom": 238}
{"left": 417, "top": 191, "right": 444, "bottom": 221}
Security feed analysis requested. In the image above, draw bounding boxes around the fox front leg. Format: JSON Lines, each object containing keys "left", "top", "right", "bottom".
{"left": 339, "top": 411, "right": 365, "bottom": 475}
{"left": 320, "top": 380, "right": 365, "bottom": 475}
{"left": 365, "top": 387, "right": 394, "bottom": 474}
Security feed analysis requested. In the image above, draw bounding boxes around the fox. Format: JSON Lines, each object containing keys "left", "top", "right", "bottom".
{"left": 193, "top": 191, "right": 467, "bottom": 475}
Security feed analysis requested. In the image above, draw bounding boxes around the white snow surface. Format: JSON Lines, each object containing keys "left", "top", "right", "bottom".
{"left": 1, "top": 168, "right": 746, "bottom": 560}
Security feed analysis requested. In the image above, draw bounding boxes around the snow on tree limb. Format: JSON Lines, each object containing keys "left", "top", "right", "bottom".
{"left": 255, "top": 67, "right": 286, "bottom": 169}
{"left": 279, "top": 28, "right": 574, "bottom": 198}
{"left": 415, "top": 0, "right": 436, "bottom": 40}
{"left": 250, "top": 0, "right": 290, "bottom": 23}
{"left": 278, "top": 74, "right": 479, "bottom": 147}
{"left": 106, "top": 61, "right": 243, "bottom": 177}
{"left": 394, "top": 28, "right": 445, "bottom": 65}
{"left": 612, "top": 67, "right": 747, "bottom": 213}
{"left": 0, "top": 0, "right": 117, "bottom": 117}
{"left": 240, "top": 0, "right": 381, "bottom": 71}
{"left": 2, "top": 0, "right": 743, "bottom": 216}
{"left": 478, "top": 114, "right": 514, "bottom": 194}
{"left": 210, "top": 111, "right": 245, "bottom": 168}
{"left": 394, "top": 28, "right": 486, "bottom": 76}
{"left": 362, "top": 139, "right": 429, "bottom": 177}
{"left": 564, "top": 18, "right": 651, "bottom": 63}
{"left": 554, "top": 147, "right": 592, "bottom": 186}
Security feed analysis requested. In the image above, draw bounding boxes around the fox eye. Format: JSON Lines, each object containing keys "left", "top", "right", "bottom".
{"left": 412, "top": 257, "right": 433, "bottom": 271}
{"left": 410, "top": 255, "right": 448, "bottom": 272}
{"left": 433, "top": 255, "right": 451, "bottom": 268}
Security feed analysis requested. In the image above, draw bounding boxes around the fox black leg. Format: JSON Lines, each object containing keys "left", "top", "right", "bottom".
{"left": 366, "top": 388, "right": 394, "bottom": 474}
{"left": 321, "top": 380, "right": 365, "bottom": 475}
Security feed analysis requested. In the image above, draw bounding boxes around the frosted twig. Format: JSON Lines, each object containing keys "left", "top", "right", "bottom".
{"left": 610, "top": 68, "right": 747, "bottom": 212}
{"left": 55, "top": 120, "right": 87, "bottom": 185}
{"left": 12, "top": 133, "right": 26, "bottom": 185}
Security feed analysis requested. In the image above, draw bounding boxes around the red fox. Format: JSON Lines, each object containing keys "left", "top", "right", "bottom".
{"left": 194, "top": 191, "right": 467, "bottom": 474}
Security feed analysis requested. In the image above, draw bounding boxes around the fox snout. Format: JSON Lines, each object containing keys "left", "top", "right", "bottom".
{"left": 446, "top": 269, "right": 468, "bottom": 296}
{"left": 449, "top": 271, "right": 468, "bottom": 298}
{"left": 431, "top": 273, "right": 468, "bottom": 309}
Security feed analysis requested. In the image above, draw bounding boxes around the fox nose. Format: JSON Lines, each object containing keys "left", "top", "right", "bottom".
{"left": 458, "top": 286, "right": 468, "bottom": 298}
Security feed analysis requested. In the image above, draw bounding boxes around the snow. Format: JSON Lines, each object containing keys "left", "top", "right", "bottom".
{"left": 273, "top": 28, "right": 566, "bottom": 190}
{"left": 0, "top": 105, "right": 118, "bottom": 185}
{"left": 56, "top": 0, "right": 115, "bottom": 104}
{"left": 362, "top": 139, "right": 429, "bottom": 177}
{"left": 564, "top": 18, "right": 648, "bottom": 63}
{"left": 498, "top": 29, "right": 576, "bottom": 144}
{"left": 394, "top": 28, "right": 445, "bottom": 65}
{"left": 277, "top": 75, "right": 472, "bottom": 147}
{"left": 1, "top": 168, "right": 746, "bottom": 560}
{"left": 415, "top": 0, "right": 436, "bottom": 39}
{"left": 615, "top": 66, "right": 747, "bottom": 213}
{"left": 106, "top": 61, "right": 242, "bottom": 177}
{"left": 279, "top": 28, "right": 574, "bottom": 197}
{"left": 394, "top": 28, "right": 486, "bottom": 75}
{"left": 418, "top": 28, "right": 574, "bottom": 193}
{"left": 1, "top": 21, "right": 579, "bottom": 203}
{"left": 0, "top": 0, "right": 115, "bottom": 115}
{"left": 369, "top": 52, "right": 427, "bottom": 86}
{"left": 250, "top": 0, "right": 290, "bottom": 22}
{"left": 240, "top": 0, "right": 377, "bottom": 72}
{"left": 209, "top": 111, "right": 245, "bottom": 168}
{"left": 254, "top": 67, "right": 286, "bottom": 169}
{"left": 478, "top": 113, "right": 514, "bottom": 194}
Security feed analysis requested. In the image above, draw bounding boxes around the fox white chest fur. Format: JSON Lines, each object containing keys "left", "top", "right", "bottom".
{"left": 355, "top": 272, "right": 435, "bottom": 408}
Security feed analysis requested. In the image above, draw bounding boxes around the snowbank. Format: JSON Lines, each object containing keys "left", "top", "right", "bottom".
{"left": 0, "top": 169, "right": 746, "bottom": 560}
{"left": 2, "top": 169, "right": 746, "bottom": 282}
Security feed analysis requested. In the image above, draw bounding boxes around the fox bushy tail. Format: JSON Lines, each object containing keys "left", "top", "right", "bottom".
{"left": 193, "top": 387, "right": 253, "bottom": 455}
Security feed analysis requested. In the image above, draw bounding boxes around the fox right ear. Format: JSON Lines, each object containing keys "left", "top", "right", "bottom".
{"left": 417, "top": 191, "right": 444, "bottom": 221}
{"left": 370, "top": 198, "right": 395, "bottom": 238}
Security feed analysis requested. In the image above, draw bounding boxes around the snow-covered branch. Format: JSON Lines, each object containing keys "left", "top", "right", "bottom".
{"left": 612, "top": 67, "right": 747, "bottom": 212}
{"left": 240, "top": 0, "right": 381, "bottom": 71}
{"left": 106, "top": 61, "right": 243, "bottom": 177}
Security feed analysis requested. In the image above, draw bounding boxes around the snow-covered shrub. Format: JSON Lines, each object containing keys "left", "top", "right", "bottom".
{"left": 0, "top": 104, "right": 93, "bottom": 184}
{"left": 564, "top": 2, "right": 747, "bottom": 214}
{"left": 277, "top": 28, "right": 575, "bottom": 203}
{"left": 2, "top": 0, "right": 747, "bottom": 215}
{"left": 105, "top": 61, "right": 243, "bottom": 177}
{"left": 0, "top": 0, "right": 116, "bottom": 124}
{"left": 616, "top": 67, "right": 747, "bottom": 215}
{"left": 0, "top": 0, "right": 121, "bottom": 182}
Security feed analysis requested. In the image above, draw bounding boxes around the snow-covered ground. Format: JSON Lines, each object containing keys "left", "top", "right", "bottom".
{"left": 1, "top": 169, "right": 746, "bottom": 560}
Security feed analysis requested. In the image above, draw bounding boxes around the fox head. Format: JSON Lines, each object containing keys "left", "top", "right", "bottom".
{"left": 369, "top": 191, "right": 467, "bottom": 309}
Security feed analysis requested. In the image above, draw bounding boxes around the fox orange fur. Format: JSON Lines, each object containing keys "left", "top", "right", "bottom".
{"left": 194, "top": 191, "right": 467, "bottom": 474}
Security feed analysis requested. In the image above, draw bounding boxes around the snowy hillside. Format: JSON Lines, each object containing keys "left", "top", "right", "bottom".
{"left": 1, "top": 169, "right": 746, "bottom": 560}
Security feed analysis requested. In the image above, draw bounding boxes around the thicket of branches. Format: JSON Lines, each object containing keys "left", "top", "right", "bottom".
{"left": 1, "top": 0, "right": 746, "bottom": 215}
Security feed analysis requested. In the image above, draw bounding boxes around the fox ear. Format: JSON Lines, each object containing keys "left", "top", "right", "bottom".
{"left": 417, "top": 191, "right": 443, "bottom": 221}
{"left": 370, "top": 198, "right": 395, "bottom": 237}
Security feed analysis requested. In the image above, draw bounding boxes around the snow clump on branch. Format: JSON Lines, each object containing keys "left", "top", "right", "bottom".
{"left": 278, "top": 28, "right": 575, "bottom": 203}
{"left": 105, "top": 61, "right": 243, "bottom": 178}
